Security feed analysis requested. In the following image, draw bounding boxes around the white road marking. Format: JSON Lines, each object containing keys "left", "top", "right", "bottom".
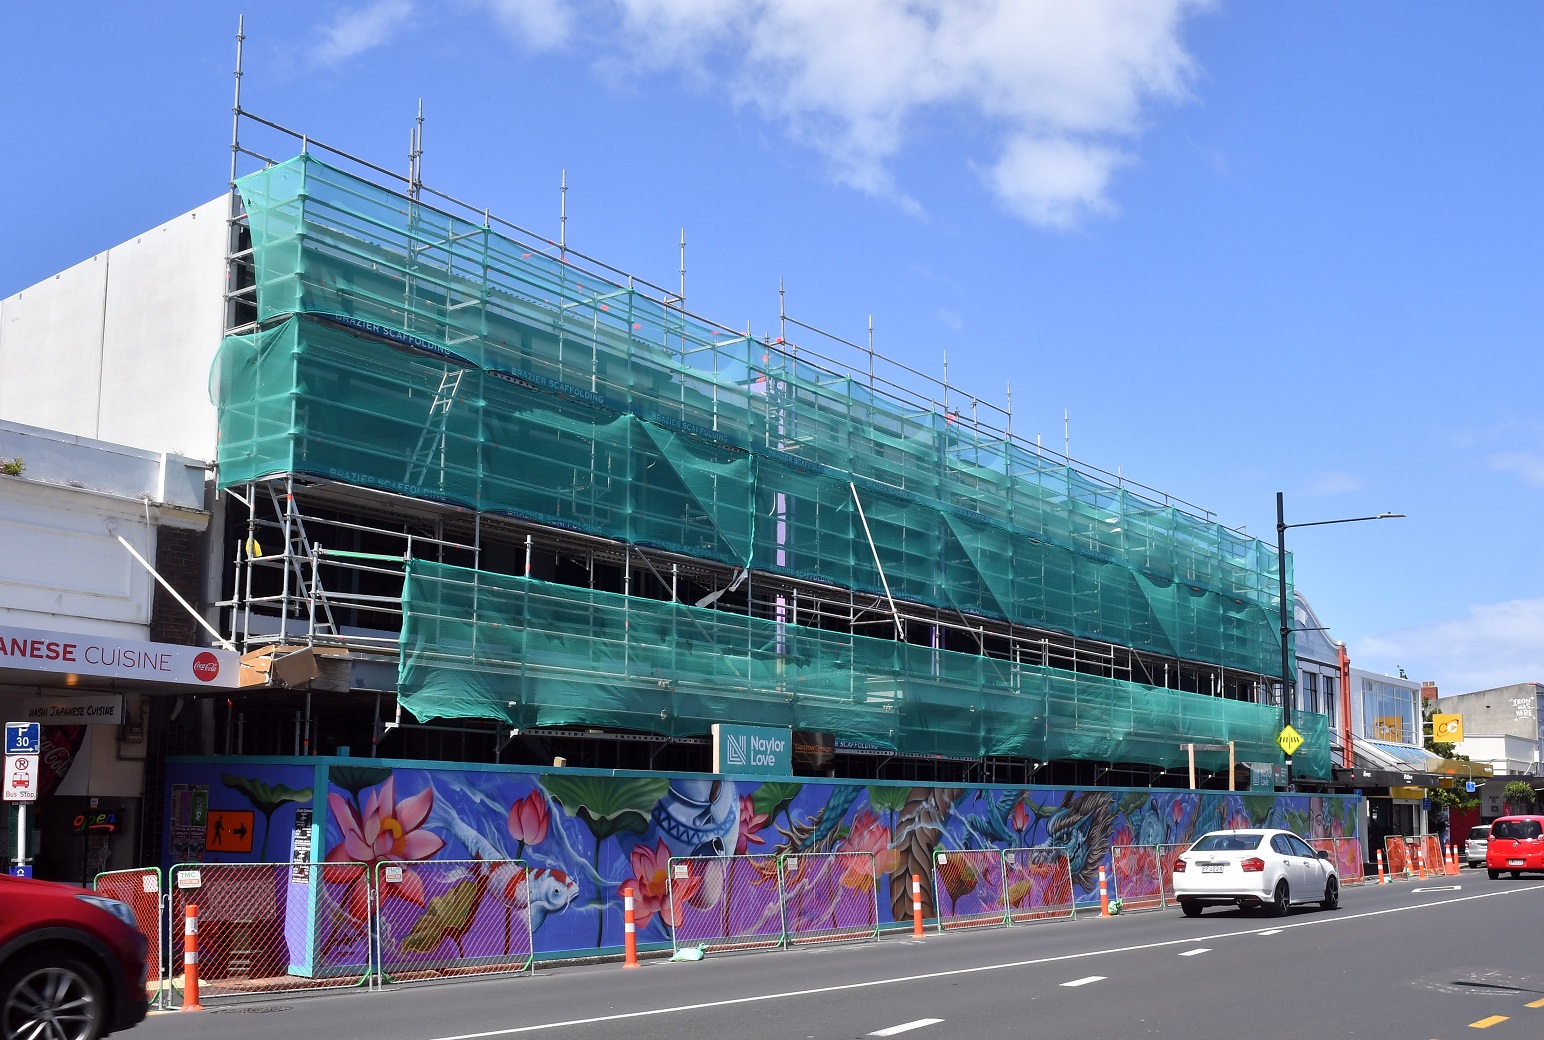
{"left": 1411, "top": 886, "right": 1460, "bottom": 892}
{"left": 869, "top": 1019, "right": 944, "bottom": 1036}
{"left": 1060, "top": 976, "right": 1106, "bottom": 987}
{"left": 412, "top": 883, "right": 1544, "bottom": 1040}
{"left": 1256, "top": 929, "right": 1283, "bottom": 936}
{"left": 1178, "top": 948, "right": 1210, "bottom": 956}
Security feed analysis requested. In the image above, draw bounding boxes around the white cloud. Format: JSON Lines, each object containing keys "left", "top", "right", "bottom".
{"left": 1491, "top": 451, "right": 1544, "bottom": 488}
{"left": 489, "top": 0, "right": 1210, "bottom": 228}
{"left": 476, "top": 0, "right": 574, "bottom": 49}
{"left": 1306, "top": 471, "right": 1363, "bottom": 496}
{"left": 1356, "top": 599, "right": 1544, "bottom": 693}
{"left": 311, "top": 0, "right": 416, "bottom": 66}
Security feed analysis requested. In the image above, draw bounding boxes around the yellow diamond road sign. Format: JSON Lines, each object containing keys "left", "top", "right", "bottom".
{"left": 1277, "top": 725, "right": 1304, "bottom": 757}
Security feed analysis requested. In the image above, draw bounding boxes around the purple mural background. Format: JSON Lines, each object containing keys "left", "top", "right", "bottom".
{"left": 167, "top": 756, "right": 1361, "bottom": 959}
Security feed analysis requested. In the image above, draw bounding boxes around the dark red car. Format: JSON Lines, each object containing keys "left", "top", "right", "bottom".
{"left": 1486, "top": 815, "right": 1544, "bottom": 879}
{"left": 0, "top": 874, "right": 148, "bottom": 1040}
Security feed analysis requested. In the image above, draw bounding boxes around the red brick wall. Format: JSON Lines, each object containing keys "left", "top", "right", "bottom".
{"left": 148, "top": 526, "right": 207, "bottom": 646}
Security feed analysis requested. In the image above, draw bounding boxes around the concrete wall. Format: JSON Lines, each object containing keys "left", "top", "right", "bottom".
{"left": 1435, "top": 684, "right": 1544, "bottom": 742}
{"left": 1456, "top": 734, "right": 1539, "bottom": 777}
{"left": 0, "top": 197, "right": 228, "bottom": 458}
{"left": 0, "top": 420, "right": 209, "bottom": 636}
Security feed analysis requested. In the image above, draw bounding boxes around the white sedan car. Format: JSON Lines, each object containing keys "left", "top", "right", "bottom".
{"left": 1172, "top": 828, "right": 1339, "bottom": 917}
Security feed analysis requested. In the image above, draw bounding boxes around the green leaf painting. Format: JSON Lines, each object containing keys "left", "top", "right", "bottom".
{"left": 1243, "top": 796, "right": 1276, "bottom": 827}
{"left": 865, "top": 785, "right": 910, "bottom": 816}
{"left": 221, "top": 773, "right": 314, "bottom": 860}
{"left": 540, "top": 775, "right": 669, "bottom": 840}
{"left": 753, "top": 781, "right": 804, "bottom": 824}
{"left": 330, "top": 765, "right": 394, "bottom": 799}
{"left": 1117, "top": 791, "right": 1151, "bottom": 818}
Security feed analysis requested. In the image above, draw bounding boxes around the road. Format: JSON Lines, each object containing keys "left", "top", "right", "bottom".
{"left": 134, "top": 871, "right": 1544, "bottom": 1040}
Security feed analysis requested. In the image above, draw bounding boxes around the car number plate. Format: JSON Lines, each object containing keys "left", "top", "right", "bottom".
{"left": 1509, "top": 859, "right": 1525, "bottom": 866}
{"left": 1201, "top": 865, "right": 1224, "bottom": 874}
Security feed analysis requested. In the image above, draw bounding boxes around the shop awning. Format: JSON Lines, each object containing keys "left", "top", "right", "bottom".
{"left": 1333, "top": 765, "right": 1443, "bottom": 790}
{"left": 1353, "top": 736, "right": 1494, "bottom": 780}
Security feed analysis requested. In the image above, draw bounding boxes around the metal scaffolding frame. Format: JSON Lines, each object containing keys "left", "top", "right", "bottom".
{"left": 213, "top": 19, "right": 1275, "bottom": 741}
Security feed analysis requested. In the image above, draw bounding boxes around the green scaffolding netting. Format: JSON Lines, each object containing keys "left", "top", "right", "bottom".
{"left": 214, "top": 154, "right": 1294, "bottom": 680}
{"left": 398, "top": 560, "right": 1329, "bottom": 778}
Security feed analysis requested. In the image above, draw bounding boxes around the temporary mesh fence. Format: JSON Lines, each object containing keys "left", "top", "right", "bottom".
{"left": 1382, "top": 836, "right": 1412, "bottom": 879}
{"left": 1309, "top": 838, "right": 1365, "bottom": 885}
{"left": 932, "top": 849, "right": 1007, "bottom": 930}
{"left": 1110, "top": 844, "right": 1167, "bottom": 912}
{"left": 213, "top": 152, "right": 1326, "bottom": 776}
{"left": 779, "top": 852, "right": 879, "bottom": 946}
{"left": 1421, "top": 835, "right": 1444, "bottom": 874}
{"left": 668, "top": 855, "right": 784, "bottom": 954}
{"left": 1336, "top": 837, "right": 1365, "bottom": 884}
{"left": 168, "top": 862, "right": 372, "bottom": 1003}
{"left": 397, "top": 559, "right": 1331, "bottom": 776}
{"left": 1001, "top": 847, "right": 1076, "bottom": 924}
{"left": 1155, "top": 843, "right": 1190, "bottom": 905}
{"left": 373, "top": 859, "right": 534, "bottom": 983}
{"left": 95, "top": 867, "right": 166, "bottom": 1007}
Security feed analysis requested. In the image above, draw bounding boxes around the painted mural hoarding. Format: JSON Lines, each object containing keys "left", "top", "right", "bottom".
{"left": 166, "top": 757, "right": 1361, "bottom": 967}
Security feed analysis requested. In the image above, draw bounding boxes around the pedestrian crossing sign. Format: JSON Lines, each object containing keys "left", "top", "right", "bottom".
{"left": 1276, "top": 725, "right": 1304, "bottom": 757}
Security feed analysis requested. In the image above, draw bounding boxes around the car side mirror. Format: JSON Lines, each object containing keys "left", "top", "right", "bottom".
{"left": 1316, "top": 850, "right": 1331, "bottom": 860}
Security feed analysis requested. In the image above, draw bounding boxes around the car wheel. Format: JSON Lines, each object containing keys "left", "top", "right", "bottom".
{"left": 1320, "top": 876, "right": 1339, "bottom": 911}
{"left": 1, "top": 954, "right": 108, "bottom": 1040}
{"left": 1488, "top": 869, "right": 1499, "bottom": 880}
{"left": 1270, "top": 880, "right": 1290, "bottom": 917}
{"left": 1180, "top": 899, "right": 1202, "bottom": 918}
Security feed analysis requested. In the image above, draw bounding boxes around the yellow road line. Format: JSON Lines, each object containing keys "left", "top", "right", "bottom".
{"left": 1469, "top": 1015, "right": 1509, "bottom": 1029}
{"left": 1527, "top": 997, "right": 1544, "bottom": 1009}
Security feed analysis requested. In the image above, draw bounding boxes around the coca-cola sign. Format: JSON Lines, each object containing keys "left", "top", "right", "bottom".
{"left": 37, "top": 726, "right": 86, "bottom": 800}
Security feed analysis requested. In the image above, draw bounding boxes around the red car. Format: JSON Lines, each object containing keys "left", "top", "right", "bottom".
{"left": 1486, "top": 815, "right": 1544, "bottom": 879}
{"left": 0, "top": 873, "right": 148, "bottom": 1040}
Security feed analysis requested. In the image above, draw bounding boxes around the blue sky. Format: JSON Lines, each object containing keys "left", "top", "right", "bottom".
{"left": 3, "top": 2, "right": 1541, "bottom": 692}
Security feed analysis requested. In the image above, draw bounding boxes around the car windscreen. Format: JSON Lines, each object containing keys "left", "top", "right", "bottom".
{"left": 1491, "top": 820, "right": 1543, "bottom": 840}
{"left": 1470, "top": 826, "right": 1491, "bottom": 840}
{"left": 1190, "top": 833, "right": 1264, "bottom": 852}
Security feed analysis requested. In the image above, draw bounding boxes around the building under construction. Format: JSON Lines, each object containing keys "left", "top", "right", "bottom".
{"left": 195, "top": 98, "right": 1329, "bottom": 787}
{"left": 1, "top": 101, "right": 1332, "bottom": 814}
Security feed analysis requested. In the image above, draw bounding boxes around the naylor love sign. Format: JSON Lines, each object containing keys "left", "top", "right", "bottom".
{"left": 0, "top": 624, "right": 238, "bottom": 689}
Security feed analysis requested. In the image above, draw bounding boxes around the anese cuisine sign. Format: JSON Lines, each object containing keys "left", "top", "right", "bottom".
{"left": 0, "top": 624, "right": 238, "bottom": 688}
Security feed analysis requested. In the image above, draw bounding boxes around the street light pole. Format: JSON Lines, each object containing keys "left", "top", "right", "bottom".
{"left": 1274, "top": 494, "right": 1405, "bottom": 792}
{"left": 1277, "top": 492, "right": 1292, "bottom": 788}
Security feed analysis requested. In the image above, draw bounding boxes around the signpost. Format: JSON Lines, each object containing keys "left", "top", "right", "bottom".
{"left": 1276, "top": 725, "right": 1303, "bottom": 790}
{"left": 205, "top": 810, "right": 255, "bottom": 854}
{"left": 6, "top": 722, "right": 41, "bottom": 877}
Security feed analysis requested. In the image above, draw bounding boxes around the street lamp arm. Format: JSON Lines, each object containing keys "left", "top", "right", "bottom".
{"left": 1273, "top": 493, "right": 1403, "bottom": 793}
{"left": 1282, "top": 512, "right": 1405, "bottom": 530}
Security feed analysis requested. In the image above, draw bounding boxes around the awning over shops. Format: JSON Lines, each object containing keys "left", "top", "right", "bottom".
{"left": 1353, "top": 735, "right": 1494, "bottom": 780}
{"left": 1334, "top": 766, "right": 1442, "bottom": 790}
{"left": 1367, "top": 739, "right": 1433, "bottom": 770}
